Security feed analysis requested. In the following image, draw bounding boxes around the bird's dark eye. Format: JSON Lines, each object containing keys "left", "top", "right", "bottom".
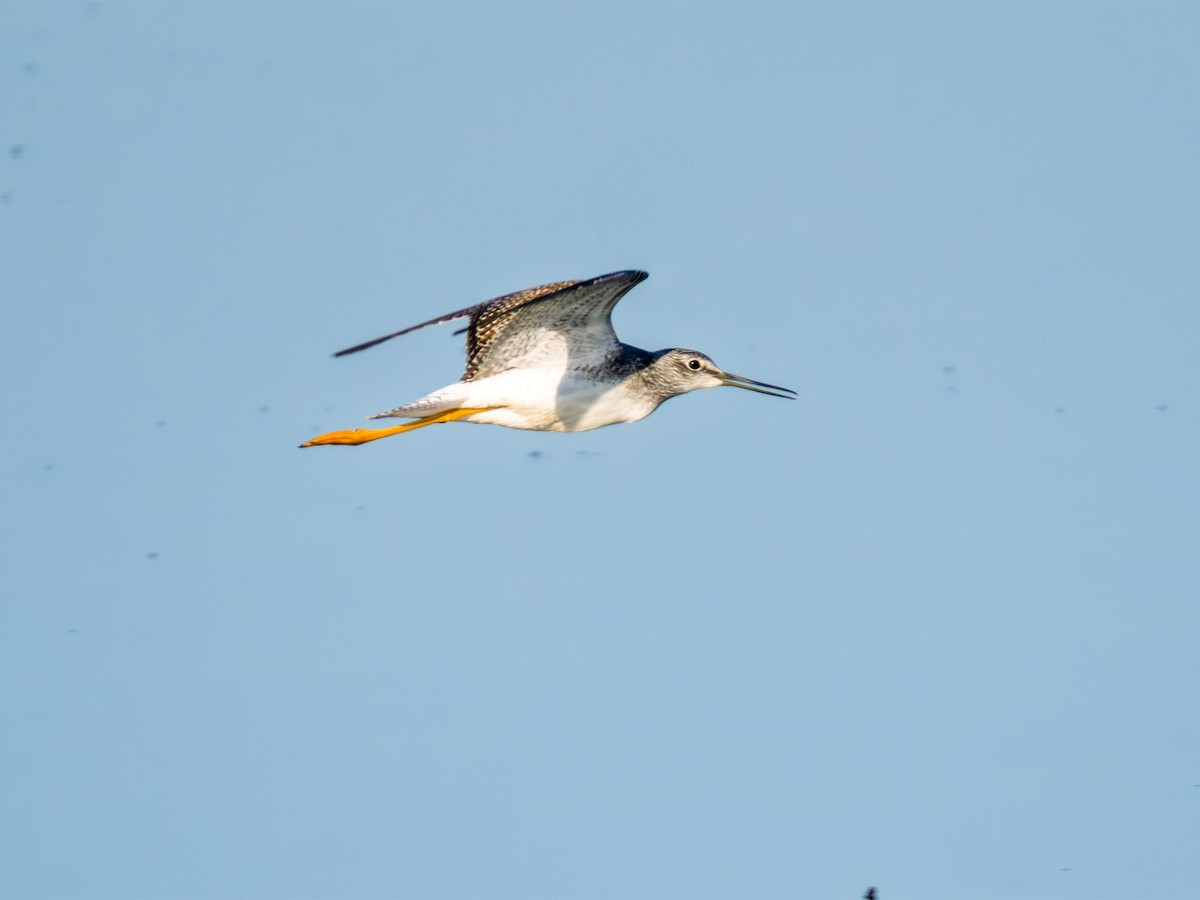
{"left": 687, "top": 359, "right": 702, "bottom": 371}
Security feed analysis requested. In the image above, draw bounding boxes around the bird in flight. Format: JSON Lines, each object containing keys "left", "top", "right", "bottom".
{"left": 301, "top": 270, "right": 794, "bottom": 447}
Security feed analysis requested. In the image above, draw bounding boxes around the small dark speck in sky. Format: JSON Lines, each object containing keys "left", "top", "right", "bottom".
{"left": 1054, "top": 406, "right": 1066, "bottom": 414}
{"left": 1156, "top": 404, "right": 1169, "bottom": 412}
{"left": 154, "top": 420, "right": 167, "bottom": 427}
{"left": 9, "top": 145, "right": 24, "bottom": 160}
{"left": 42, "top": 463, "right": 54, "bottom": 472}
{"left": 528, "top": 450, "right": 544, "bottom": 460}
{"left": 258, "top": 405, "right": 271, "bottom": 413}
{"left": 1, "top": 192, "right": 12, "bottom": 204}
{"left": 942, "top": 365, "right": 956, "bottom": 376}
{"left": 23, "top": 61, "right": 38, "bottom": 77}
{"left": 146, "top": 552, "right": 159, "bottom": 560}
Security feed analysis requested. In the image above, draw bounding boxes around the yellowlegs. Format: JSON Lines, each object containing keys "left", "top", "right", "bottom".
{"left": 301, "top": 270, "right": 794, "bottom": 447}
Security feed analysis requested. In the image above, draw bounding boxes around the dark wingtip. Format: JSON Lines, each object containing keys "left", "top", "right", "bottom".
{"left": 588, "top": 269, "right": 648, "bottom": 287}
{"left": 333, "top": 334, "right": 396, "bottom": 357}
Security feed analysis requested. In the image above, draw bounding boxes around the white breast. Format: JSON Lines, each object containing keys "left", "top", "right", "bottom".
{"left": 457, "top": 367, "right": 661, "bottom": 432}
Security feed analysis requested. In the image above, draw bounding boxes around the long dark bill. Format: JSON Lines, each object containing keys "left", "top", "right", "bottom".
{"left": 719, "top": 373, "right": 797, "bottom": 399}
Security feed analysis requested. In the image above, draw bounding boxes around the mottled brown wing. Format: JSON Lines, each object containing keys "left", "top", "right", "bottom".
{"left": 331, "top": 271, "right": 650, "bottom": 381}
{"left": 326, "top": 292, "right": 542, "bottom": 355}
{"left": 463, "top": 270, "right": 649, "bottom": 380}
{"left": 331, "top": 280, "right": 583, "bottom": 358}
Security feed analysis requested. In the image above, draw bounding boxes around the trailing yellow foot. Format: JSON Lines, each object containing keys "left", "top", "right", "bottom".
{"left": 300, "top": 407, "right": 490, "bottom": 447}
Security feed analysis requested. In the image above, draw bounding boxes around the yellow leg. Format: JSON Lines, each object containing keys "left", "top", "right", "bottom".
{"left": 300, "top": 408, "right": 491, "bottom": 447}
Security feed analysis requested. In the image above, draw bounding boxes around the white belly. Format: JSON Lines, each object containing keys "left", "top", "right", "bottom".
{"left": 456, "top": 368, "right": 662, "bottom": 432}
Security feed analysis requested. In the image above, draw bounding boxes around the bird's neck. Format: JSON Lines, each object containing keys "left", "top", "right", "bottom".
{"left": 625, "top": 349, "right": 683, "bottom": 404}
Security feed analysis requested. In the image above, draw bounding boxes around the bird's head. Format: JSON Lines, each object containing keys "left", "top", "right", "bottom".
{"left": 649, "top": 349, "right": 796, "bottom": 400}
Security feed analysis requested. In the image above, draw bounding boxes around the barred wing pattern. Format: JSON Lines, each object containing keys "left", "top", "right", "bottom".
{"left": 331, "top": 283, "right": 575, "bottom": 358}
{"left": 462, "top": 271, "right": 647, "bottom": 380}
{"left": 332, "top": 270, "right": 650, "bottom": 382}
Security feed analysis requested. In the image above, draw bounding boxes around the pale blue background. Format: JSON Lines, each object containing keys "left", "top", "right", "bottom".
{"left": 2, "top": 3, "right": 1198, "bottom": 899}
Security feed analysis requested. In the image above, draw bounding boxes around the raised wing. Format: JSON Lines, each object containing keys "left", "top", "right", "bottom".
{"left": 331, "top": 270, "right": 650, "bottom": 382}
{"left": 463, "top": 270, "right": 648, "bottom": 380}
{"left": 332, "top": 306, "right": 491, "bottom": 357}
{"left": 332, "top": 280, "right": 577, "bottom": 357}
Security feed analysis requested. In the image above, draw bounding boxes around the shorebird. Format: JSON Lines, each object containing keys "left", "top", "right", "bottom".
{"left": 301, "top": 269, "right": 794, "bottom": 447}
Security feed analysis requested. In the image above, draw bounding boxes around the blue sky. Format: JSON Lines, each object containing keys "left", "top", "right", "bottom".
{"left": 2, "top": 3, "right": 1198, "bottom": 898}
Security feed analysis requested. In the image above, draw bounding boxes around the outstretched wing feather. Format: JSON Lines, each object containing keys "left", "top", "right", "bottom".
{"left": 464, "top": 271, "right": 648, "bottom": 380}
{"left": 332, "top": 302, "right": 489, "bottom": 357}
{"left": 329, "top": 271, "right": 649, "bottom": 381}
{"left": 331, "top": 281, "right": 584, "bottom": 358}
